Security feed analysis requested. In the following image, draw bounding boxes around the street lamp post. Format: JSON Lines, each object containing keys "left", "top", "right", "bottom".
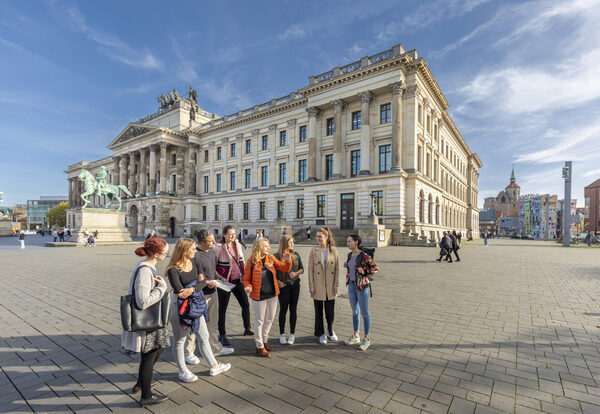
{"left": 562, "top": 161, "right": 572, "bottom": 247}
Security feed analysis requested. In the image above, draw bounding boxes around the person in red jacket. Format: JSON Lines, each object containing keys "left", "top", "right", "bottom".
{"left": 243, "top": 238, "right": 291, "bottom": 357}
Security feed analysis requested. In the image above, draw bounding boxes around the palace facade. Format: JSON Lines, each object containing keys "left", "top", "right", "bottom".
{"left": 65, "top": 44, "right": 481, "bottom": 243}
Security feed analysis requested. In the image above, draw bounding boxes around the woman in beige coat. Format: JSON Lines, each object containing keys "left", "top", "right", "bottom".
{"left": 308, "top": 226, "right": 340, "bottom": 344}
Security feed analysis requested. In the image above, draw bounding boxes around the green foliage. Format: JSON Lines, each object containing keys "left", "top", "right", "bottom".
{"left": 46, "top": 202, "right": 69, "bottom": 227}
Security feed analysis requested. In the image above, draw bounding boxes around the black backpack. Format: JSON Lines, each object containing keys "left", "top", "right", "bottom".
{"left": 362, "top": 247, "right": 375, "bottom": 259}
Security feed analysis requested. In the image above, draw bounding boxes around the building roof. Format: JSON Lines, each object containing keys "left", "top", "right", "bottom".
{"left": 505, "top": 182, "right": 520, "bottom": 189}
{"left": 585, "top": 178, "right": 600, "bottom": 189}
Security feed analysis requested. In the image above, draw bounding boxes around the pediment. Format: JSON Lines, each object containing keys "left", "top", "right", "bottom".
{"left": 108, "top": 123, "right": 160, "bottom": 148}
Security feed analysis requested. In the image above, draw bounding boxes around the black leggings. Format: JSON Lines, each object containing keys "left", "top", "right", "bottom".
{"left": 314, "top": 299, "right": 335, "bottom": 337}
{"left": 137, "top": 347, "right": 163, "bottom": 399}
{"left": 278, "top": 282, "right": 300, "bottom": 334}
{"left": 218, "top": 279, "right": 251, "bottom": 335}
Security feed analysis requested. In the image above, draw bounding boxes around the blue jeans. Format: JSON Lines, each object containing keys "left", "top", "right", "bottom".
{"left": 348, "top": 281, "right": 370, "bottom": 335}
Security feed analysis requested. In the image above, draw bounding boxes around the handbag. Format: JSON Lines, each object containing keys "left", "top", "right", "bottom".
{"left": 120, "top": 265, "right": 172, "bottom": 332}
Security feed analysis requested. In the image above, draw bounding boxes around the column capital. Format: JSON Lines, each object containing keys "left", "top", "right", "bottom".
{"left": 160, "top": 141, "right": 168, "bottom": 150}
{"left": 306, "top": 106, "right": 321, "bottom": 118}
{"left": 287, "top": 118, "right": 297, "bottom": 127}
{"left": 389, "top": 81, "right": 405, "bottom": 96}
{"left": 404, "top": 84, "right": 419, "bottom": 97}
{"left": 236, "top": 133, "right": 244, "bottom": 141}
{"left": 330, "top": 99, "right": 346, "bottom": 112}
{"left": 268, "top": 124, "right": 278, "bottom": 132}
{"left": 251, "top": 128, "right": 260, "bottom": 136}
{"left": 358, "top": 90, "right": 374, "bottom": 104}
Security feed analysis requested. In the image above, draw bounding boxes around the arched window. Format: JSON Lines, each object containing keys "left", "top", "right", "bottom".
{"left": 428, "top": 194, "right": 433, "bottom": 224}
{"left": 436, "top": 197, "right": 440, "bottom": 225}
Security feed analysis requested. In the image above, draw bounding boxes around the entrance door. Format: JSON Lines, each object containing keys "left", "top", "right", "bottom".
{"left": 340, "top": 193, "right": 355, "bottom": 230}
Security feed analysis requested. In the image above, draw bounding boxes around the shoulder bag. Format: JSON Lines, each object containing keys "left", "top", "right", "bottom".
{"left": 120, "top": 265, "right": 172, "bottom": 332}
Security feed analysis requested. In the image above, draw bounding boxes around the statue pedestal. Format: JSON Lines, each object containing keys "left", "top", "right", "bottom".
{"left": 68, "top": 208, "right": 132, "bottom": 243}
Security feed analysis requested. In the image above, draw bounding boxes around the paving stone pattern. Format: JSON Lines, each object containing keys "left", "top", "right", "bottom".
{"left": 1, "top": 239, "right": 600, "bottom": 413}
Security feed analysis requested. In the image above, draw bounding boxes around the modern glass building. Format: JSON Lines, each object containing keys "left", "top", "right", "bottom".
{"left": 27, "top": 196, "right": 67, "bottom": 228}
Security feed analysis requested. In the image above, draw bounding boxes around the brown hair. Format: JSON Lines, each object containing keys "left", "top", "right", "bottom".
{"left": 220, "top": 224, "right": 236, "bottom": 244}
{"left": 278, "top": 234, "right": 294, "bottom": 263}
{"left": 348, "top": 234, "right": 362, "bottom": 250}
{"left": 250, "top": 238, "right": 269, "bottom": 265}
{"left": 317, "top": 226, "right": 336, "bottom": 251}
{"left": 135, "top": 237, "right": 167, "bottom": 257}
{"left": 166, "top": 238, "right": 196, "bottom": 271}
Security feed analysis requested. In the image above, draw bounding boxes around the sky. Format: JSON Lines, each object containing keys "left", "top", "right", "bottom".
{"left": 1, "top": 0, "right": 599, "bottom": 208}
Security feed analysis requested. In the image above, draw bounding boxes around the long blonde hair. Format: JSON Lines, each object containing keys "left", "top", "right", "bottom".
{"left": 317, "top": 226, "right": 336, "bottom": 251}
{"left": 250, "top": 238, "right": 269, "bottom": 265}
{"left": 278, "top": 234, "right": 294, "bottom": 263}
{"left": 166, "top": 238, "right": 196, "bottom": 271}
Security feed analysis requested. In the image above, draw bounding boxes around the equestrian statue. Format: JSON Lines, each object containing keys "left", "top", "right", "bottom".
{"left": 77, "top": 167, "right": 132, "bottom": 211}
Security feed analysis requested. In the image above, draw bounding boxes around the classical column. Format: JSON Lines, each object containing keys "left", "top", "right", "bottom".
{"left": 68, "top": 178, "right": 73, "bottom": 207}
{"left": 112, "top": 156, "right": 120, "bottom": 186}
{"left": 358, "top": 91, "right": 374, "bottom": 175}
{"left": 119, "top": 157, "right": 128, "bottom": 193}
{"left": 128, "top": 152, "right": 136, "bottom": 196}
{"left": 138, "top": 149, "right": 147, "bottom": 196}
{"left": 159, "top": 142, "right": 168, "bottom": 194}
{"left": 306, "top": 107, "right": 320, "bottom": 181}
{"left": 268, "top": 124, "right": 277, "bottom": 187}
{"left": 187, "top": 145, "right": 197, "bottom": 195}
{"left": 149, "top": 145, "right": 157, "bottom": 194}
{"left": 251, "top": 129, "right": 259, "bottom": 188}
{"left": 330, "top": 99, "right": 346, "bottom": 178}
{"left": 236, "top": 134, "right": 243, "bottom": 190}
{"left": 389, "top": 81, "right": 405, "bottom": 171}
{"left": 176, "top": 146, "right": 185, "bottom": 195}
{"left": 287, "top": 119, "right": 297, "bottom": 184}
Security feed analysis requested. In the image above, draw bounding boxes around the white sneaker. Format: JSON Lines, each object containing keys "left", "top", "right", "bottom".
{"left": 178, "top": 370, "right": 198, "bottom": 383}
{"left": 214, "top": 347, "right": 234, "bottom": 357}
{"left": 328, "top": 331, "right": 338, "bottom": 342}
{"left": 209, "top": 362, "right": 231, "bottom": 376}
{"left": 185, "top": 354, "right": 200, "bottom": 365}
{"left": 319, "top": 334, "right": 327, "bottom": 344}
{"left": 345, "top": 334, "right": 360, "bottom": 345}
{"left": 287, "top": 334, "right": 295, "bottom": 345}
{"left": 359, "top": 338, "right": 371, "bottom": 351}
{"left": 279, "top": 334, "right": 287, "bottom": 344}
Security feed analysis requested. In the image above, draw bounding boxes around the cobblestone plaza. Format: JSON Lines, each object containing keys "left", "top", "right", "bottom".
{"left": 2, "top": 240, "right": 600, "bottom": 413}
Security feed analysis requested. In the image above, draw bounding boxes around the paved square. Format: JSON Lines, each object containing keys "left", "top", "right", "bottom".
{"left": 1, "top": 239, "right": 600, "bottom": 413}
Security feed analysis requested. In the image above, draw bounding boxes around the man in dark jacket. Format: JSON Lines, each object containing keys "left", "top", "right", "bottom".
{"left": 451, "top": 230, "right": 461, "bottom": 262}
{"left": 436, "top": 232, "right": 452, "bottom": 262}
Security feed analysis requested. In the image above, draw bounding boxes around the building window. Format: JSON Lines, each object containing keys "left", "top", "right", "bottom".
{"left": 204, "top": 150, "right": 209, "bottom": 162}
{"left": 203, "top": 176, "right": 209, "bottom": 193}
{"left": 351, "top": 111, "right": 361, "bottom": 130}
{"left": 418, "top": 104, "right": 423, "bottom": 124}
{"left": 244, "top": 168, "right": 251, "bottom": 188}
{"left": 259, "top": 201, "right": 266, "bottom": 220}
{"left": 379, "top": 145, "right": 391, "bottom": 173}
{"left": 280, "top": 131, "right": 287, "bottom": 147}
{"left": 351, "top": 150, "right": 360, "bottom": 177}
{"left": 427, "top": 115, "right": 431, "bottom": 134}
{"left": 261, "top": 135, "right": 268, "bottom": 151}
{"left": 217, "top": 147, "right": 222, "bottom": 160}
{"left": 230, "top": 143, "right": 236, "bottom": 157}
{"left": 299, "top": 125, "right": 307, "bottom": 143}
{"left": 171, "top": 153, "right": 176, "bottom": 166}
{"left": 325, "top": 154, "right": 333, "bottom": 180}
{"left": 214, "top": 205, "right": 220, "bottom": 221}
{"left": 297, "top": 198, "right": 304, "bottom": 219}
{"left": 228, "top": 203, "right": 234, "bottom": 221}
{"left": 261, "top": 165, "right": 268, "bottom": 187}
{"left": 380, "top": 103, "right": 391, "bottom": 124}
{"left": 417, "top": 146, "right": 422, "bottom": 172}
{"left": 202, "top": 205, "right": 207, "bottom": 221}
{"left": 277, "top": 200, "right": 285, "bottom": 219}
{"left": 243, "top": 202, "right": 249, "bottom": 220}
{"left": 317, "top": 195, "right": 326, "bottom": 217}
{"left": 298, "top": 159, "right": 307, "bottom": 182}
{"left": 151, "top": 205, "right": 156, "bottom": 221}
{"left": 245, "top": 139, "right": 251, "bottom": 154}
{"left": 326, "top": 118, "right": 334, "bottom": 136}
{"left": 373, "top": 191, "right": 383, "bottom": 216}
{"left": 216, "top": 173, "right": 222, "bottom": 192}
{"left": 230, "top": 171, "right": 236, "bottom": 190}
{"left": 279, "top": 163, "right": 286, "bottom": 185}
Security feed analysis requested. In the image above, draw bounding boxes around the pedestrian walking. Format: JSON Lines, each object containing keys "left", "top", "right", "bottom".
{"left": 457, "top": 232, "right": 462, "bottom": 246}
{"left": 484, "top": 230, "right": 489, "bottom": 247}
{"left": 121, "top": 237, "right": 170, "bottom": 407}
{"left": 238, "top": 229, "right": 247, "bottom": 249}
{"left": 186, "top": 230, "right": 234, "bottom": 363}
{"left": 166, "top": 238, "right": 231, "bottom": 383}
{"left": 243, "top": 238, "right": 291, "bottom": 357}
{"left": 308, "top": 226, "right": 340, "bottom": 344}
{"left": 59, "top": 230, "right": 65, "bottom": 242}
{"left": 451, "top": 230, "right": 461, "bottom": 262}
{"left": 343, "top": 235, "right": 378, "bottom": 351}
{"left": 18, "top": 230, "right": 25, "bottom": 249}
{"left": 587, "top": 232, "right": 592, "bottom": 246}
{"left": 93, "top": 230, "right": 98, "bottom": 239}
{"left": 274, "top": 235, "right": 304, "bottom": 345}
{"left": 215, "top": 225, "right": 253, "bottom": 347}
{"left": 53, "top": 230, "right": 58, "bottom": 242}
{"left": 436, "top": 231, "right": 451, "bottom": 262}
{"left": 306, "top": 226, "right": 312, "bottom": 240}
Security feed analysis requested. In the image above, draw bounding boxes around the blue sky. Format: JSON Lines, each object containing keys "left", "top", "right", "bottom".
{"left": 1, "top": 0, "right": 599, "bottom": 207}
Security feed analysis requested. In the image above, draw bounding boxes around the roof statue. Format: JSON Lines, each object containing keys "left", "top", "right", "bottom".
{"left": 188, "top": 86, "right": 198, "bottom": 104}
{"left": 77, "top": 168, "right": 132, "bottom": 211}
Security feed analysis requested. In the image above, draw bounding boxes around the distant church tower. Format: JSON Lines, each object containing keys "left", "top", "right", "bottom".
{"left": 483, "top": 166, "right": 520, "bottom": 217}
{"left": 505, "top": 166, "right": 520, "bottom": 204}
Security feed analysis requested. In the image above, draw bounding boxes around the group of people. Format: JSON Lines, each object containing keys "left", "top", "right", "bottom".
{"left": 437, "top": 230, "right": 461, "bottom": 262}
{"left": 122, "top": 225, "right": 378, "bottom": 407}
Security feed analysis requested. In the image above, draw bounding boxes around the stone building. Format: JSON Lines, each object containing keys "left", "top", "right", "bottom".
{"left": 584, "top": 178, "right": 600, "bottom": 235}
{"left": 65, "top": 43, "right": 482, "bottom": 243}
{"left": 483, "top": 167, "right": 520, "bottom": 217}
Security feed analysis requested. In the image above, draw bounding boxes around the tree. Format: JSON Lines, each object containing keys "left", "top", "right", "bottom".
{"left": 46, "top": 202, "right": 68, "bottom": 227}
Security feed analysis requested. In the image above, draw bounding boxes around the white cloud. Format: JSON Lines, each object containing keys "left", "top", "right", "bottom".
{"left": 584, "top": 168, "right": 600, "bottom": 178}
{"left": 278, "top": 25, "right": 305, "bottom": 41}
{"left": 63, "top": 5, "right": 162, "bottom": 70}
